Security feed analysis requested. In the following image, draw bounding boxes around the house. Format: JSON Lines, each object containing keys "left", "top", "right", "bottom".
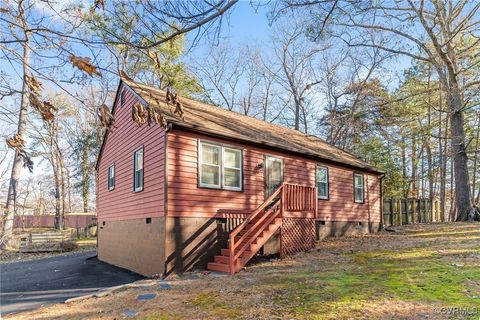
{"left": 95, "top": 76, "right": 385, "bottom": 276}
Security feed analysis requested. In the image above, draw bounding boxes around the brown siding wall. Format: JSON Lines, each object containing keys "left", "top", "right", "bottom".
{"left": 97, "top": 84, "right": 165, "bottom": 222}
{"left": 167, "top": 129, "right": 382, "bottom": 223}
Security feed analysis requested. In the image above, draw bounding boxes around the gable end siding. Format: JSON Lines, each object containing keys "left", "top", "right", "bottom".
{"left": 97, "top": 83, "right": 165, "bottom": 221}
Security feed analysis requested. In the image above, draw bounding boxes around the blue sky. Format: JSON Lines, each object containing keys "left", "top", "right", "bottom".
{"left": 188, "top": 1, "right": 272, "bottom": 55}
{"left": 223, "top": 2, "right": 271, "bottom": 43}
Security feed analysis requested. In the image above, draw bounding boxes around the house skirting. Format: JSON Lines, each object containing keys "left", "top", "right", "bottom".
{"left": 97, "top": 217, "right": 380, "bottom": 276}
{"left": 97, "top": 217, "right": 166, "bottom": 276}
{"left": 316, "top": 220, "right": 381, "bottom": 240}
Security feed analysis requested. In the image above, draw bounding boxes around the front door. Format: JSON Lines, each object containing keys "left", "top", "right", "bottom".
{"left": 265, "top": 156, "right": 284, "bottom": 199}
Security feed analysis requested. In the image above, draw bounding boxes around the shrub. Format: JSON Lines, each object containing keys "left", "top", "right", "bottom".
{"left": 59, "top": 240, "right": 78, "bottom": 252}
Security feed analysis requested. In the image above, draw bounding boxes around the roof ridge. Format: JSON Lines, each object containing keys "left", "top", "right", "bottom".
{"left": 121, "top": 78, "right": 385, "bottom": 174}
{"left": 127, "top": 79, "right": 343, "bottom": 151}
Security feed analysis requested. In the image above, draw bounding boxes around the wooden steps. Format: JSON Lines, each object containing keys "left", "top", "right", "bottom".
{"left": 207, "top": 209, "right": 282, "bottom": 274}
{"left": 207, "top": 183, "right": 316, "bottom": 275}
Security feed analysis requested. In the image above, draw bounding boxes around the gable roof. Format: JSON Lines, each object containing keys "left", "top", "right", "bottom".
{"left": 97, "top": 77, "right": 385, "bottom": 174}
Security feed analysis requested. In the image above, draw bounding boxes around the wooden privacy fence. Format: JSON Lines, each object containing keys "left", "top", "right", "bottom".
{"left": 4, "top": 214, "right": 97, "bottom": 229}
{"left": 383, "top": 198, "right": 441, "bottom": 227}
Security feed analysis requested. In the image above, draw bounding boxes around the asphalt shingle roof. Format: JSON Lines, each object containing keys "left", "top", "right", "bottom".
{"left": 123, "top": 77, "right": 385, "bottom": 174}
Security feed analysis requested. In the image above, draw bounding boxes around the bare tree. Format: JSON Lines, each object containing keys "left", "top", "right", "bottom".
{"left": 279, "top": 0, "right": 480, "bottom": 219}
{"left": 267, "top": 20, "right": 326, "bottom": 132}
{"left": 86, "top": 1, "right": 239, "bottom": 50}
{"left": 1, "top": 0, "right": 32, "bottom": 247}
{"left": 192, "top": 43, "right": 243, "bottom": 110}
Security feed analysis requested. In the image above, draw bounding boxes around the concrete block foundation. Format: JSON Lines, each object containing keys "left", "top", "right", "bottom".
{"left": 316, "top": 220, "right": 381, "bottom": 240}
{"left": 97, "top": 217, "right": 166, "bottom": 276}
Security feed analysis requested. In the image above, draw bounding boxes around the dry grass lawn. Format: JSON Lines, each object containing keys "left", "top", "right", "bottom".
{"left": 7, "top": 223, "right": 480, "bottom": 320}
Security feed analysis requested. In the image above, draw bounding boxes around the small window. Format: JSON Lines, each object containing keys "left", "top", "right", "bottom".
{"left": 120, "top": 90, "right": 126, "bottom": 106}
{"left": 108, "top": 165, "right": 115, "bottom": 191}
{"left": 354, "top": 173, "right": 365, "bottom": 203}
{"left": 223, "top": 147, "right": 241, "bottom": 190}
{"left": 200, "top": 143, "right": 221, "bottom": 188}
{"left": 199, "top": 141, "right": 242, "bottom": 191}
{"left": 316, "top": 165, "right": 328, "bottom": 199}
{"left": 134, "top": 147, "right": 144, "bottom": 192}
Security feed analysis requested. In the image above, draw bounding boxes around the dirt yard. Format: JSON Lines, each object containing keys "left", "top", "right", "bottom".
{"left": 7, "top": 223, "right": 480, "bottom": 320}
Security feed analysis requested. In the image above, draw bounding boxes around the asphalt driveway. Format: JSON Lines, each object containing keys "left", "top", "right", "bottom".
{"left": 0, "top": 251, "right": 144, "bottom": 316}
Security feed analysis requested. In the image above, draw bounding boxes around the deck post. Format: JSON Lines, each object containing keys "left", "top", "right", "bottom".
{"left": 229, "top": 235, "right": 234, "bottom": 274}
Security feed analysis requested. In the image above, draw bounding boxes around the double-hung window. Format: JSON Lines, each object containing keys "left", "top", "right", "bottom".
{"left": 108, "top": 164, "right": 115, "bottom": 191}
{"left": 316, "top": 165, "right": 328, "bottom": 199}
{"left": 354, "top": 173, "right": 365, "bottom": 203}
{"left": 134, "top": 147, "right": 144, "bottom": 192}
{"left": 199, "top": 141, "right": 242, "bottom": 191}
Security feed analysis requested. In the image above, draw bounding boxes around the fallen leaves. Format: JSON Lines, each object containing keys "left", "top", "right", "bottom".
{"left": 25, "top": 75, "right": 42, "bottom": 95}
{"left": 5, "top": 134, "right": 33, "bottom": 173}
{"left": 132, "top": 102, "right": 168, "bottom": 130}
{"left": 19, "top": 151, "right": 34, "bottom": 172}
{"left": 6, "top": 134, "right": 25, "bottom": 150}
{"left": 70, "top": 55, "right": 101, "bottom": 77}
{"left": 150, "top": 107, "right": 168, "bottom": 129}
{"left": 29, "top": 94, "right": 56, "bottom": 122}
{"left": 166, "top": 88, "right": 184, "bottom": 119}
{"left": 132, "top": 102, "right": 147, "bottom": 126}
{"left": 98, "top": 104, "right": 115, "bottom": 133}
{"left": 94, "top": 0, "right": 105, "bottom": 10}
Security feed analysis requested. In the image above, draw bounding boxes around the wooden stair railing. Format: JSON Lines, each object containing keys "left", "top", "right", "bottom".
{"left": 207, "top": 183, "right": 317, "bottom": 274}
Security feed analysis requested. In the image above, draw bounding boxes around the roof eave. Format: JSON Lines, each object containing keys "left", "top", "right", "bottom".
{"left": 170, "top": 122, "right": 386, "bottom": 175}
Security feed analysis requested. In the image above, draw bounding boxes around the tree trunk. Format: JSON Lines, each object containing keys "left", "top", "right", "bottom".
{"left": 450, "top": 154, "right": 455, "bottom": 222}
{"left": 53, "top": 153, "right": 62, "bottom": 230}
{"left": 1, "top": 35, "right": 30, "bottom": 248}
{"left": 472, "top": 113, "right": 479, "bottom": 205}
{"left": 426, "top": 118, "right": 434, "bottom": 220}
{"left": 439, "top": 91, "right": 447, "bottom": 222}
{"left": 411, "top": 134, "right": 418, "bottom": 198}
{"left": 448, "top": 90, "right": 472, "bottom": 221}
{"left": 401, "top": 135, "right": 408, "bottom": 198}
{"left": 81, "top": 144, "right": 90, "bottom": 212}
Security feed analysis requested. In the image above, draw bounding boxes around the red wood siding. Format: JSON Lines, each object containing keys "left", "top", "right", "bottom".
{"left": 166, "top": 129, "right": 381, "bottom": 223}
{"left": 97, "top": 85, "right": 165, "bottom": 222}
{"left": 316, "top": 165, "right": 382, "bottom": 223}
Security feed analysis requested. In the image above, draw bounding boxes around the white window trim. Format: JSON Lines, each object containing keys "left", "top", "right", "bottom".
{"left": 222, "top": 147, "right": 242, "bottom": 191}
{"left": 108, "top": 164, "right": 115, "bottom": 191}
{"left": 354, "top": 173, "right": 365, "bottom": 203}
{"left": 316, "top": 165, "right": 329, "bottom": 200}
{"left": 198, "top": 141, "right": 243, "bottom": 191}
{"left": 199, "top": 142, "right": 221, "bottom": 189}
{"left": 134, "top": 147, "right": 144, "bottom": 192}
